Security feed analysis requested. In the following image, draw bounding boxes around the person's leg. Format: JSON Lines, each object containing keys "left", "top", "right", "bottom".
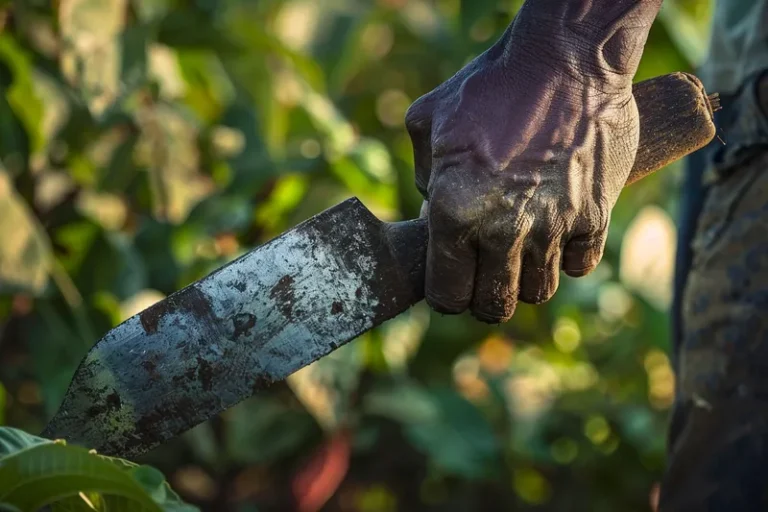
{"left": 661, "top": 70, "right": 768, "bottom": 510}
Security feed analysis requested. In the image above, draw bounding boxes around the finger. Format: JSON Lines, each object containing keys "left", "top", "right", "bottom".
{"left": 471, "top": 221, "right": 527, "bottom": 324}
{"left": 425, "top": 200, "right": 477, "bottom": 315}
{"left": 405, "top": 95, "right": 435, "bottom": 198}
{"left": 562, "top": 229, "right": 608, "bottom": 278}
{"left": 519, "top": 241, "right": 562, "bottom": 305}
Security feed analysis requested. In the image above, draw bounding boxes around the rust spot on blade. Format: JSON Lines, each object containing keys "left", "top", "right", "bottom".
{"left": 251, "top": 374, "right": 275, "bottom": 394}
{"left": 331, "top": 301, "right": 344, "bottom": 315}
{"left": 142, "top": 359, "right": 160, "bottom": 383}
{"left": 139, "top": 285, "right": 215, "bottom": 334}
{"left": 196, "top": 356, "right": 215, "bottom": 392}
{"left": 231, "top": 312, "right": 257, "bottom": 339}
{"left": 126, "top": 394, "right": 198, "bottom": 455}
{"left": 270, "top": 275, "right": 295, "bottom": 319}
{"left": 85, "top": 390, "right": 122, "bottom": 419}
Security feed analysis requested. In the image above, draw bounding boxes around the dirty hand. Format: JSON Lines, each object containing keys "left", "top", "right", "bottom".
{"left": 406, "top": 0, "right": 662, "bottom": 323}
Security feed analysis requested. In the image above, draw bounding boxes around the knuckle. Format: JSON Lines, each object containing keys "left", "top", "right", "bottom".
{"left": 530, "top": 212, "right": 567, "bottom": 243}
{"left": 579, "top": 204, "right": 610, "bottom": 237}
{"left": 405, "top": 94, "right": 435, "bottom": 133}
{"left": 557, "top": 195, "right": 580, "bottom": 220}
{"left": 482, "top": 222, "right": 513, "bottom": 247}
{"left": 429, "top": 190, "right": 478, "bottom": 231}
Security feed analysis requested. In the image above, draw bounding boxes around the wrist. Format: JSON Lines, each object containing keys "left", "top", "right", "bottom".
{"left": 508, "top": 0, "right": 661, "bottom": 79}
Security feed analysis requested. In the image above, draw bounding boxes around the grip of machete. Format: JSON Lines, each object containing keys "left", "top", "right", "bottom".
{"left": 385, "top": 72, "right": 717, "bottom": 302}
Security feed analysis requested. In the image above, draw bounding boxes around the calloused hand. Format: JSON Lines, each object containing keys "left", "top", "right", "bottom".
{"left": 406, "top": 0, "right": 662, "bottom": 323}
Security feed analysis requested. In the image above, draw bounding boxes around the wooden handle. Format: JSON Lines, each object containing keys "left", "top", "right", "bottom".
{"left": 385, "top": 72, "right": 717, "bottom": 298}
{"left": 629, "top": 71, "right": 716, "bottom": 184}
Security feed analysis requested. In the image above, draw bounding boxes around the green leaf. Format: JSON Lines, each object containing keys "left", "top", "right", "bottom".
{"left": 223, "top": 6, "right": 325, "bottom": 92}
{"left": 0, "top": 35, "right": 40, "bottom": 166}
{"left": 0, "top": 427, "right": 52, "bottom": 457}
{"left": 51, "top": 493, "right": 107, "bottom": 512}
{"left": 224, "top": 397, "right": 316, "bottom": 465}
{"left": 459, "top": 0, "right": 498, "bottom": 36}
{"left": 136, "top": 103, "right": 213, "bottom": 224}
{"left": 404, "top": 388, "right": 502, "bottom": 479}
{"left": 0, "top": 443, "right": 162, "bottom": 511}
{"left": 0, "top": 169, "right": 53, "bottom": 295}
{"left": 0, "top": 428, "right": 199, "bottom": 512}
{"left": 658, "top": 0, "right": 712, "bottom": 67}
{"left": 58, "top": 0, "right": 128, "bottom": 117}
{"left": 364, "top": 383, "right": 440, "bottom": 425}
{"left": 156, "top": 9, "right": 240, "bottom": 54}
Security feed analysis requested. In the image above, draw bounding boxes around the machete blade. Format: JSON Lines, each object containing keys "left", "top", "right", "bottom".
{"left": 42, "top": 198, "right": 427, "bottom": 458}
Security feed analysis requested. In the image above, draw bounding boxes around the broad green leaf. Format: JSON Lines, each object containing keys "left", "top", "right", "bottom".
{"left": 156, "top": 9, "right": 240, "bottom": 54}
{"left": 223, "top": 4, "right": 326, "bottom": 91}
{"left": 224, "top": 397, "right": 316, "bottom": 465}
{"left": 0, "top": 443, "right": 161, "bottom": 511}
{"left": 287, "top": 339, "right": 364, "bottom": 430}
{"left": 131, "top": 0, "right": 172, "bottom": 23}
{"left": 459, "top": 0, "right": 499, "bottom": 37}
{"left": 0, "top": 169, "right": 53, "bottom": 295}
{"left": 0, "top": 35, "right": 42, "bottom": 161}
{"left": 0, "top": 428, "right": 198, "bottom": 512}
{"left": 363, "top": 382, "right": 440, "bottom": 425}
{"left": 135, "top": 103, "right": 213, "bottom": 224}
{"left": 51, "top": 493, "right": 106, "bottom": 512}
{"left": 58, "top": 0, "right": 128, "bottom": 117}
{"left": 404, "top": 387, "right": 502, "bottom": 479}
{"left": 658, "top": 0, "right": 712, "bottom": 67}
{"left": 0, "top": 427, "right": 52, "bottom": 457}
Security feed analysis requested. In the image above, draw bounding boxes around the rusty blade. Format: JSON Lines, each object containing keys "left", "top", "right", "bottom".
{"left": 42, "top": 198, "right": 426, "bottom": 458}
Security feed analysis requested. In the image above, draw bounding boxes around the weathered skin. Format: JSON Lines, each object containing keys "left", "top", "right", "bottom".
{"left": 406, "top": 0, "right": 663, "bottom": 323}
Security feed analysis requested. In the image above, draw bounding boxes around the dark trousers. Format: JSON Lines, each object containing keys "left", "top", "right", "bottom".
{"left": 661, "top": 70, "right": 768, "bottom": 510}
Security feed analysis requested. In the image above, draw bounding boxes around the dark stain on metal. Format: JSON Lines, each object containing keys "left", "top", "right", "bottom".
{"left": 106, "top": 391, "right": 121, "bottom": 410}
{"left": 331, "top": 301, "right": 344, "bottom": 315}
{"left": 125, "top": 393, "right": 198, "bottom": 455}
{"left": 355, "top": 287, "right": 363, "bottom": 299}
{"left": 196, "top": 356, "right": 215, "bottom": 392}
{"left": 269, "top": 275, "right": 295, "bottom": 319}
{"left": 231, "top": 313, "right": 257, "bottom": 339}
{"left": 172, "top": 365, "right": 197, "bottom": 385}
{"left": 85, "top": 389, "right": 122, "bottom": 419}
{"left": 139, "top": 285, "right": 216, "bottom": 335}
{"left": 142, "top": 359, "right": 159, "bottom": 382}
{"left": 231, "top": 280, "right": 247, "bottom": 292}
{"left": 251, "top": 374, "right": 275, "bottom": 394}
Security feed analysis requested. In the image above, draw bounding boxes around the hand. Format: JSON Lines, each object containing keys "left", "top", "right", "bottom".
{"left": 405, "top": 0, "right": 661, "bottom": 323}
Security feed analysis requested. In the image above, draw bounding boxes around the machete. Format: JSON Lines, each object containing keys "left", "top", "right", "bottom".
{"left": 42, "top": 72, "right": 717, "bottom": 458}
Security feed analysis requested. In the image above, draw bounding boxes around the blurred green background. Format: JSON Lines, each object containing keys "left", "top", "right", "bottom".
{"left": 0, "top": 0, "right": 714, "bottom": 510}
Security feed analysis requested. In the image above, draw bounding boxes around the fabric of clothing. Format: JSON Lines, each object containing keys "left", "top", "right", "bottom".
{"left": 699, "top": 0, "right": 768, "bottom": 95}
{"left": 663, "top": 69, "right": 768, "bottom": 510}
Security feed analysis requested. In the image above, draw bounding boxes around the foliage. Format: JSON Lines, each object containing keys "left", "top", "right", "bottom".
{"left": 0, "top": 0, "right": 713, "bottom": 511}
{"left": 0, "top": 427, "right": 197, "bottom": 511}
